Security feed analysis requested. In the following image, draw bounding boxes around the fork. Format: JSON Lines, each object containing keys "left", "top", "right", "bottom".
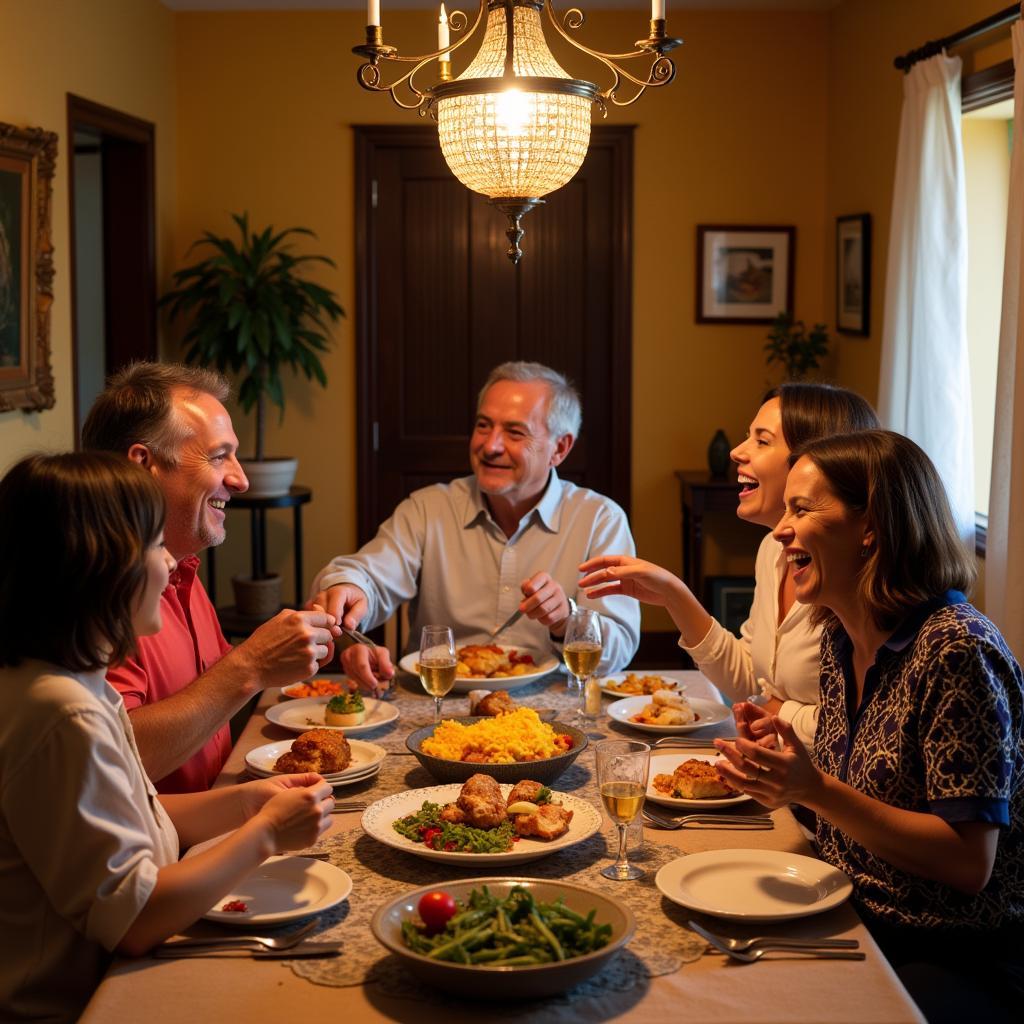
{"left": 654, "top": 736, "right": 736, "bottom": 748}
{"left": 705, "top": 942, "right": 865, "bottom": 963}
{"left": 157, "top": 918, "right": 318, "bottom": 952}
{"left": 688, "top": 919, "right": 860, "bottom": 954}
{"left": 331, "top": 800, "right": 368, "bottom": 814}
{"left": 643, "top": 807, "right": 772, "bottom": 830}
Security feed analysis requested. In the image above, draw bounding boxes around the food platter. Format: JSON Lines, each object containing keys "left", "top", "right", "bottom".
{"left": 245, "top": 738, "right": 387, "bottom": 783}
{"left": 266, "top": 695, "right": 400, "bottom": 735}
{"left": 597, "top": 671, "right": 690, "bottom": 698}
{"left": 279, "top": 677, "right": 351, "bottom": 699}
{"left": 645, "top": 752, "right": 753, "bottom": 809}
{"left": 398, "top": 645, "right": 560, "bottom": 693}
{"left": 655, "top": 850, "right": 853, "bottom": 922}
{"left": 361, "top": 783, "right": 602, "bottom": 866}
{"left": 202, "top": 856, "right": 352, "bottom": 925}
{"left": 607, "top": 694, "right": 732, "bottom": 734}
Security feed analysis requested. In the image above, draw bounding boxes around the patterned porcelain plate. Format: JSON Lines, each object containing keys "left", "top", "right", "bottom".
{"left": 362, "top": 783, "right": 602, "bottom": 866}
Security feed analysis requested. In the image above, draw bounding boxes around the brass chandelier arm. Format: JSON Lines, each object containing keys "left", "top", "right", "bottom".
{"left": 352, "top": 4, "right": 483, "bottom": 110}
{"left": 542, "top": 1, "right": 681, "bottom": 105}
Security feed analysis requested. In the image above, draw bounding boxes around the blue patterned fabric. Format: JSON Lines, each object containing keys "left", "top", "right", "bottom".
{"left": 814, "top": 592, "right": 1024, "bottom": 930}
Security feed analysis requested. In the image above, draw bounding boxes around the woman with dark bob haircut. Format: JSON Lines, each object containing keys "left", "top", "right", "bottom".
{"left": 0, "top": 453, "right": 334, "bottom": 1022}
{"left": 580, "top": 382, "right": 878, "bottom": 747}
{"left": 715, "top": 431, "right": 1024, "bottom": 1022}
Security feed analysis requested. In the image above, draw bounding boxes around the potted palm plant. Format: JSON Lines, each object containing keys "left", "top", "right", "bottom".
{"left": 160, "top": 211, "right": 345, "bottom": 497}
{"left": 161, "top": 212, "right": 344, "bottom": 619}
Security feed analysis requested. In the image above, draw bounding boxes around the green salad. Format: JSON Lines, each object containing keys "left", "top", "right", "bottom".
{"left": 402, "top": 885, "right": 613, "bottom": 965}
{"left": 392, "top": 800, "right": 517, "bottom": 853}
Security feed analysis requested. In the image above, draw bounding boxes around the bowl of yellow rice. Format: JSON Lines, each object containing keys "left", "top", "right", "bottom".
{"left": 406, "top": 708, "right": 587, "bottom": 783}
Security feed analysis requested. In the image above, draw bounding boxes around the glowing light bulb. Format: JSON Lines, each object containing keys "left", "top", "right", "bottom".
{"left": 495, "top": 88, "right": 530, "bottom": 135}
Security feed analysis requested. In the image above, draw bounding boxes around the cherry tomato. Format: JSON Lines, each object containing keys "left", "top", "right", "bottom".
{"left": 417, "top": 891, "right": 458, "bottom": 935}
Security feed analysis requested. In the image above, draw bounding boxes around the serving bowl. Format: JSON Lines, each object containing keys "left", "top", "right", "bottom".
{"left": 405, "top": 716, "right": 587, "bottom": 784}
{"left": 371, "top": 876, "right": 635, "bottom": 999}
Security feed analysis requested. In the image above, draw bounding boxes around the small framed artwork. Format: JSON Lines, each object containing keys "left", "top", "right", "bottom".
{"left": 836, "top": 213, "right": 871, "bottom": 336}
{"left": 0, "top": 122, "right": 57, "bottom": 412}
{"left": 696, "top": 225, "right": 795, "bottom": 324}
{"left": 706, "top": 575, "right": 756, "bottom": 638}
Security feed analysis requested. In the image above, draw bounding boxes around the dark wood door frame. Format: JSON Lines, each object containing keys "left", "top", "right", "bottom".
{"left": 67, "top": 94, "right": 156, "bottom": 441}
{"left": 353, "top": 124, "right": 634, "bottom": 545}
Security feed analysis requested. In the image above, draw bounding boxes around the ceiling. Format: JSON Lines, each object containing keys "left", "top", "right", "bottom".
{"left": 160, "top": 1, "right": 840, "bottom": 12}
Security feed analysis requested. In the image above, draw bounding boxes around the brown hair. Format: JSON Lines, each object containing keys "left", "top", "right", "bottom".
{"left": 792, "top": 430, "right": 976, "bottom": 630}
{"left": 81, "top": 361, "right": 229, "bottom": 466}
{"left": 763, "top": 382, "right": 879, "bottom": 451}
{"left": 0, "top": 452, "right": 166, "bottom": 672}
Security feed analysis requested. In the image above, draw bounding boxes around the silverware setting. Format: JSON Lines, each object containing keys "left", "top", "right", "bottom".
{"left": 153, "top": 941, "right": 342, "bottom": 960}
{"left": 688, "top": 920, "right": 860, "bottom": 956}
{"left": 157, "top": 918, "right": 317, "bottom": 953}
{"left": 654, "top": 736, "right": 737, "bottom": 748}
{"left": 642, "top": 807, "right": 773, "bottom": 830}
{"left": 331, "top": 801, "right": 368, "bottom": 814}
{"left": 489, "top": 608, "right": 524, "bottom": 641}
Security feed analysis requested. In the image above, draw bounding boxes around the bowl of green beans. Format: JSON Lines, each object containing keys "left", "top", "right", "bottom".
{"left": 370, "top": 877, "right": 636, "bottom": 999}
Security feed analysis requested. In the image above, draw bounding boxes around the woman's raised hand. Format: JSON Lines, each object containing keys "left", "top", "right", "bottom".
{"left": 256, "top": 779, "right": 334, "bottom": 853}
{"left": 578, "top": 555, "right": 689, "bottom": 607}
{"left": 714, "top": 716, "right": 823, "bottom": 810}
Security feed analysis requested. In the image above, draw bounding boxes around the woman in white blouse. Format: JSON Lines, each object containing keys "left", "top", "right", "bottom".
{"left": 0, "top": 453, "right": 334, "bottom": 1022}
{"left": 579, "top": 383, "right": 877, "bottom": 747}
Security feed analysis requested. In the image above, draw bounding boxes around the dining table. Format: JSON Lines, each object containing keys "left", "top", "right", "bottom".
{"left": 81, "top": 667, "right": 924, "bottom": 1024}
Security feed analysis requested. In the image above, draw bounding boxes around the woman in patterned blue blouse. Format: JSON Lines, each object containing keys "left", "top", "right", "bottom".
{"left": 714, "top": 430, "right": 1023, "bottom": 1023}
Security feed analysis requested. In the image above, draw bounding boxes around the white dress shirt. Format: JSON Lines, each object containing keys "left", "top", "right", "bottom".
{"left": 313, "top": 470, "right": 641, "bottom": 673}
{"left": 0, "top": 659, "right": 179, "bottom": 1021}
{"left": 680, "top": 531, "right": 823, "bottom": 747}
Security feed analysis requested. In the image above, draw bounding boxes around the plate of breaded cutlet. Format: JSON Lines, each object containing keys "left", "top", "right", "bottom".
{"left": 245, "top": 729, "right": 386, "bottom": 784}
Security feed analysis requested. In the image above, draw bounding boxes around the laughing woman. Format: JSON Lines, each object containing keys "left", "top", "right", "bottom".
{"left": 0, "top": 453, "right": 334, "bottom": 1022}
{"left": 579, "top": 382, "right": 878, "bottom": 746}
{"left": 716, "top": 431, "right": 1023, "bottom": 1022}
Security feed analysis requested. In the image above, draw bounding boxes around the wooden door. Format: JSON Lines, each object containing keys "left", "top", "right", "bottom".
{"left": 354, "top": 124, "right": 633, "bottom": 544}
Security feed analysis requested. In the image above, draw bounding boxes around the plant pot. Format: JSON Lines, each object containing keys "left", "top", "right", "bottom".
{"left": 241, "top": 457, "right": 298, "bottom": 498}
{"left": 232, "top": 573, "right": 282, "bottom": 620}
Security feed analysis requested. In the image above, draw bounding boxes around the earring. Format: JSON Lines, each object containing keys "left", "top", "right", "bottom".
{"left": 860, "top": 544, "right": 871, "bottom": 559}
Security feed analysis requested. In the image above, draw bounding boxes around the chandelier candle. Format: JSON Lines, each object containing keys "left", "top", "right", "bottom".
{"left": 352, "top": 0, "right": 682, "bottom": 263}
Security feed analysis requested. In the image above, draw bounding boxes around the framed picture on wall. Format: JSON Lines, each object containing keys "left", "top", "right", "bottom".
{"left": 836, "top": 213, "right": 871, "bottom": 336}
{"left": 0, "top": 121, "right": 57, "bottom": 412}
{"left": 696, "top": 225, "right": 795, "bottom": 324}
{"left": 706, "top": 575, "right": 756, "bottom": 638}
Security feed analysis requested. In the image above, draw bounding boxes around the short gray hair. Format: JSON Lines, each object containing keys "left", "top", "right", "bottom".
{"left": 477, "top": 362, "right": 581, "bottom": 439}
{"left": 81, "top": 361, "right": 231, "bottom": 467}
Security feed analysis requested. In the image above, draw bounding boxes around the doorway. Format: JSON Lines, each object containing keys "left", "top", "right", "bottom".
{"left": 353, "top": 124, "right": 634, "bottom": 544}
{"left": 67, "top": 95, "right": 156, "bottom": 441}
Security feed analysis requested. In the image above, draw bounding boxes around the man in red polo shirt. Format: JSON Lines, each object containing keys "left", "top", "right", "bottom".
{"left": 82, "top": 363, "right": 339, "bottom": 793}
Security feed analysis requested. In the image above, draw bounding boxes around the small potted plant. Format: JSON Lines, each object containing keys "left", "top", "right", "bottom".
{"left": 764, "top": 312, "right": 829, "bottom": 380}
{"left": 161, "top": 212, "right": 344, "bottom": 618}
{"left": 160, "top": 211, "right": 345, "bottom": 498}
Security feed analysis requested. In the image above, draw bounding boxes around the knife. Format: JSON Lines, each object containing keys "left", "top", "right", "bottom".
{"left": 489, "top": 608, "right": 523, "bottom": 641}
{"left": 153, "top": 942, "right": 342, "bottom": 960}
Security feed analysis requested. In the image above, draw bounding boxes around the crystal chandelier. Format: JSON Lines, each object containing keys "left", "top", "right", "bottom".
{"left": 353, "top": 1, "right": 681, "bottom": 262}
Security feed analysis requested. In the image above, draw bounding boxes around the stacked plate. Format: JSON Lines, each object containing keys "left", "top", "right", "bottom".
{"left": 245, "top": 737, "right": 387, "bottom": 787}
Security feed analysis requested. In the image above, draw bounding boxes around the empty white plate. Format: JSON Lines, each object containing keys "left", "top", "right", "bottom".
{"left": 655, "top": 849, "right": 853, "bottom": 921}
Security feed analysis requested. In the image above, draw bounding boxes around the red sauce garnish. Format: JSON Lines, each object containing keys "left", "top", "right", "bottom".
{"left": 220, "top": 900, "right": 248, "bottom": 913}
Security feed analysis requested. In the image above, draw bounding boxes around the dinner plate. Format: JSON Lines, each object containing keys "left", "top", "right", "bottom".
{"left": 202, "top": 855, "right": 353, "bottom": 925}
{"left": 266, "top": 695, "right": 400, "bottom": 735}
{"left": 645, "top": 753, "right": 753, "bottom": 809}
{"left": 655, "top": 850, "right": 853, "bottom": 921}
{"left": 247, "top": 763, "right": 381, "bottom": 788}
{"left": 398, "top": 645, "right": 560, "bottom": 693}
{"left": 361, "top": 783, "right": 602, "bottom": 866}
{"left": 598, "top": 671, "right": 688, "bottom": 698}
{"left": 607, "top": 694, "right": 732, "bottom": 734}
{"left": 245, "top": 738, "right": 387, "bottom": 781}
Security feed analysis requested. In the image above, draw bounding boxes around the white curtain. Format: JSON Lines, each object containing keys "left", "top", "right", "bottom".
{"left": 985, "top": 12, "right": 1024, "bottom": 659}
{"left": 878, "top": 53, "right": 975, "bottom": 546}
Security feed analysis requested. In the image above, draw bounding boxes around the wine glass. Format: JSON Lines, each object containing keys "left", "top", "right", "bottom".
{"left": 418, "top": 625, "right": 457, "bottom": 723}
{"left": 563, "top": 607, "right": 603, "bottom": 718}
{"left": 595, "top": 739, "right": 650, "bottom": 881}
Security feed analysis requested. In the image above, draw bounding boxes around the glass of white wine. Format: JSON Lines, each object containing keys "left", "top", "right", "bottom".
{"left": 563, "top": 607, "right": 603, "bottom": 719}
{"left": 418, "top": 625, "right": 457, "bottom": 724}
{"left": 595, "top": 739, "right": 650, "bottom": 881}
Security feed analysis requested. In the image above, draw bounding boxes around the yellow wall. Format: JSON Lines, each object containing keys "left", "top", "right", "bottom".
{"left": 0, "top": 0, "right": 176, "bottom": 464}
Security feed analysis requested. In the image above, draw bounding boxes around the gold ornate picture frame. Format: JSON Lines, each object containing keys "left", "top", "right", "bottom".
{"left": 0, "top": 122, "right": 57, "bottom": 412}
